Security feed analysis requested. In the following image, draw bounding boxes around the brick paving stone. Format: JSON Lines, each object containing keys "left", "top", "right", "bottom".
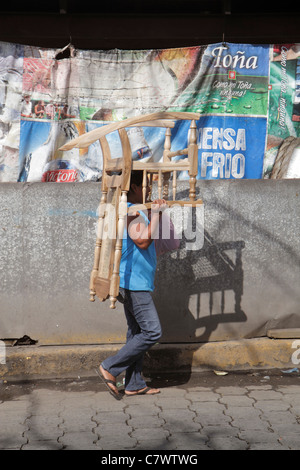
{"left": 281, "top": 394, "right": 300, "bottom": 407}
{"left": 96, "top": 434, "right": 137, "bottom": 450}
{"left": 253, "top": 399, "right": 290, "bottom": 411}
{"left": 59, "top": 431, "right": 98, "bottom": 450}
{"left": 248, "top": 389, "right": 283, "bottom": 400}
{"left": 161, "top": 414, "right": 201, "bottom": 433}
{"left": 247, "top": 442, "right": 285, "bottom": 450}
{"left": 190, "top": 401, "right": 231, "bottom": 428}
{"left": 94, "top": 423, "right": 132, "bottom": 440}
{"left": 278, "top": 434, "right": 300, "bottom": 450}
{"left": 245, "top": 385, "right": 272, "bottom": 390}
{"left": 208, "top": 436, "right": 248, "bottom": 450}
{"left": 216, "top": 386, "right": 249, "bottom": 395}
{"left": 125, "top": 403, "right": 160, "bottom": 416}
{"left": 128, "top": 414, "right": 165, "bottom": 428}
{"left": 187, "top": 386, "right": 213, "bottom": 392}
{"left": 219, "top": 395, "right": 255, "bottom": 407}
{"left": 186, "top": 390, "right": 221, "bottom": 402}
{"left": 260, "top": 409, "right": 297, "bottom": 425}
{"left": 272, "top": 424, "right": 300, "bottom": 438}
{"left": 195, "top": 415, "right": 231, "bottom": 429}
{"left": 156, "top": 387, "right": 186, "bottom": 397}
{"left": 0, "top": 435, "right": 27, "bottom": 450}
{"left": 154, "top": 395, "right": 191, "bottom": 409}
{"left": 225, "top": 406, "right": 267, "bottom": 431}
{"left": 231, "top": 417, "right": 268, "bottom": 431}
{"left": 277, "top": 385, "right": 300, "bottom": 394}
{"left": 167, "top": 432, "right": 209, "bottom": 450}
{"left": 134, "top": 438, "right": 174, "bottom": 450}
{"left": 1, "top": 372, "right": 300, "bottom": 450}
{"left": 0, "top": 411, "right": 28, "bottom": 449}
{"left": 94, "top": 396, "right": 125, "bottom": 411}
{"left": 287, "top": 403, "right": 300, "bottom": 414}
{"left": 93, "top": 410, "right": 129, "bottom": 425}
{"left": 60, "top": 417, "right": 96, "bottom": 433}
{"left": 22, "top": 440, "right": 64, "bottom": 450}
{"left": 24, "top": 420, "right": 64, "bottom": 442}
{"left": 224, "top": 405, "right": 261, "bottom": 418}
{"left": 238, "top": 429, "right": 281, "bottom": 444}
{"left": 131, "top": 427, "right": 170, "bottom": 441}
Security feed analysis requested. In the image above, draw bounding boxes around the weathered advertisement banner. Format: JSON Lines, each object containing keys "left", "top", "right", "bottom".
{"left": 0, "top": 41, "right": 299, "bottom": 182}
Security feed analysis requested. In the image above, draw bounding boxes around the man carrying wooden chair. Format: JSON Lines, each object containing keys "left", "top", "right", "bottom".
{"left": 59, "top": 111, "right": 201, "bottom": 399}
{"left": 99, "top": 170, "right": 175, "bottom": 399}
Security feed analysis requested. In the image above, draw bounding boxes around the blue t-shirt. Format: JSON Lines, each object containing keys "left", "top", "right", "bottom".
{"left": 119, "top": 203, "right": 157, "bottom": 291}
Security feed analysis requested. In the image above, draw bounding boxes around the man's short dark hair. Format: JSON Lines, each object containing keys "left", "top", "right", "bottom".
{"left": 129, "top": 170, "right": 143, "bottom": 190}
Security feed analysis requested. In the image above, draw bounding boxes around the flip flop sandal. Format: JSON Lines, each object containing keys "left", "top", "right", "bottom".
{"left": 125, "top": 387, "right": 160, "bottom": 396}
{"left": 95, "top": 368, "right": 122, "bottom": 401}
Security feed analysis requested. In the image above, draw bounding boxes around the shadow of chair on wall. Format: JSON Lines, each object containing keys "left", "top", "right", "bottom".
{"left": 147, "top": 229, "right": 246, "bottom": 385}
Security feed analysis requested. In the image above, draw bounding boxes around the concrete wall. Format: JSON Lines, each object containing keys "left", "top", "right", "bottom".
{"left": 0, "top": 180, "right": 299, "bottom": 346}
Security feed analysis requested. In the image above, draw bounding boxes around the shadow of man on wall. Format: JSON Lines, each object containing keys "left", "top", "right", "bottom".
{"left": 147, "top": 228, "right": 246, "bottom": 386}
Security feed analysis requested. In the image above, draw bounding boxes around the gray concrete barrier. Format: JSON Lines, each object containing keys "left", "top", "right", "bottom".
{"left": 0, "top": 180, "right": 299, "bottom": 349}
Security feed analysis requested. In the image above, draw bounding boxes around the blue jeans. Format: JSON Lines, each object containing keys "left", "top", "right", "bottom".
{"left": 101, "top": 289, "right": 162, "bottom": 391}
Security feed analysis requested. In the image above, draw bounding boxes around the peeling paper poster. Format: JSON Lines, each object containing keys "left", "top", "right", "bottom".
{"left": 0, "top": 41, "right": 299, "bottom": 182}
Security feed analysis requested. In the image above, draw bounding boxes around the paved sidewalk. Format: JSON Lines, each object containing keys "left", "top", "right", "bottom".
{"left": 1, "top": 370, "right": 300, "bottom": 451}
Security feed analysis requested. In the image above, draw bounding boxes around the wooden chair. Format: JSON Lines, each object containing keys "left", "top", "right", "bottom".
{"left": 60, "top": 111, "right": 202, "bottom": 308}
